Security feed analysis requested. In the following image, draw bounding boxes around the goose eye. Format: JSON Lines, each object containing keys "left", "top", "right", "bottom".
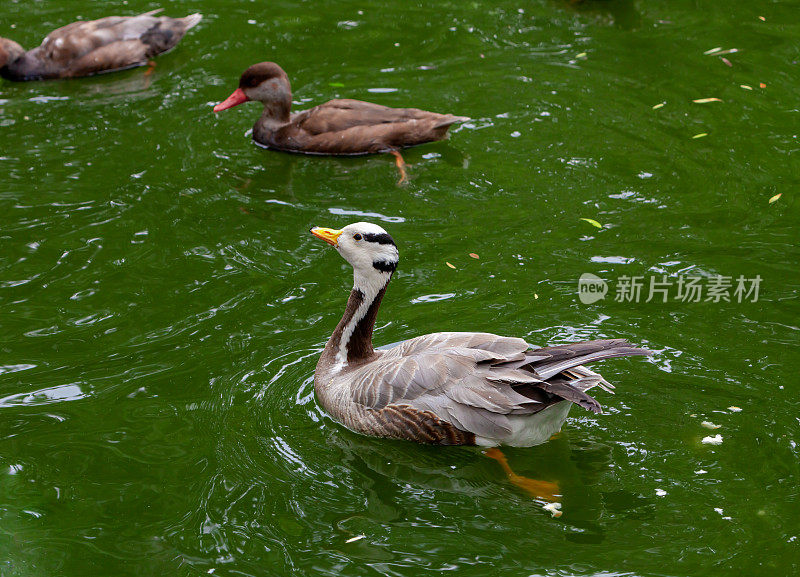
{"left": 353, "top": 233, "right": 362, "bottom": 241}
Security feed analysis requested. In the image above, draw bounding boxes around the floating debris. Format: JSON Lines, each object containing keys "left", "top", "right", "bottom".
{"left": 445, "top": 262, "right": 456, "bottom": 269}
{"left": 693, "top": 98, "right": 723, "bottom": 103}
{"left": 543, "top": 502, "right": 562, "bottom": 518}
{"left": 758, "top": 16, "right": 766, "bottom": 21}
{"left": 652, "top": 102, "right": 665, "bottom": 110}
{"left": 655, "top": 488, "right": 667, "bottom": 497}
{"left": 703, "top": 47, "right": 722, "bottom": 55}
{"left": 469, "top": 253, "right": 479, "bottom": 259}
{"left": 575, "top": 52, "right": 587, "bottom": 59}
{"left": 693, "top": 133, "right": 708, "bottom": 139}
{"left": 728, "top": 406, "right": 742, "bottom": 412}
{"left": 714, "top": 507, "right": 732, "bottom": 520}
{"left": 769, "top": 193, "right": 782, "bottom": 204}
{"left": 741, "top": 84, "right": 753, "bottom": 90}
{"left": 720, "top": 57, "right": 733, "bottom": 67}
{"left": 759, "top": 82, "right": 767, "bottom": 88}
{"left": 580, "top": 218, "right": 603, "bottom": 229}
{"left": 695, "top": 469, "right": 708, "bottom": 475}
{"left": 701, "top": 421, "right": 721, "bottom": 429}
{"left": 702, "top": 434, "right": 724, "bottom": 445}
{"left": 345, "top": 535, "right": 365, "bottom": 543}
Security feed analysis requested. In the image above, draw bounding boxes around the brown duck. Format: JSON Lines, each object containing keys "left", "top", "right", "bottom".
{"left": 0, "top": 9, "right": 201, "bottom": 81}
{"left": 214, "top": 62, "right": 469, "bottom": 183}
{"left": 309, "top": 222, "right": 651, "bottom": 498}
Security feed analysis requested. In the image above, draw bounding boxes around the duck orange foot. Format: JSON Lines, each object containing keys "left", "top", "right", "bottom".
{"left": 389, "top": 150, "right": 408, "bottom": 186}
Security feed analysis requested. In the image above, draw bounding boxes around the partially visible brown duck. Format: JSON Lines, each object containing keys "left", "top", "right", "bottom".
{"left": 0, "top": 9, "right": 201, "bottom": 81}
{"left": 213, "top": 62, "right": 469, "bottom": 183}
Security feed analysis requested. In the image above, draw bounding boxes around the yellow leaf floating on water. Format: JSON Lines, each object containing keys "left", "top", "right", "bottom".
{"left": 740, "top": 84, "right": 753, "bottom": 90}
{"left": 693, "top": 98, "right": 722, "bottom": 103}
{"left": 652, "top": 102, "right": 665, "bottom": 110}
{"left": 469, "top": 253, "right": 479, "bottom": 259}
{"left": 575, "top": 52, "right": 587, "bottom": 59}
{"left": 580, "top": 218, "right": 603, "bottom": 229}
{"left": 446, "top": 262, "right": 456, "bottom": 269}
{"left": 769, "top": 193, "right": 782, "bottom": 204}
{"left": 693, "top": 133, "right": 708, "bottom": 139}
{"left": 759, "top": 82, "right": 767, "bottom": 88}
{"left": 345, "top": 535, "right": 365, "bottom": 543}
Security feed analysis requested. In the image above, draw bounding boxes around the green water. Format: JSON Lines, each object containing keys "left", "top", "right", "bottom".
{"left": 1, "top": 1, "right": 799, "bottom": 575}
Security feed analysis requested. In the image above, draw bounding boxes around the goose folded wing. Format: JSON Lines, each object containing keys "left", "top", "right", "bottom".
{"left": 346, "top": 346, "right": 546, "bottom": 439}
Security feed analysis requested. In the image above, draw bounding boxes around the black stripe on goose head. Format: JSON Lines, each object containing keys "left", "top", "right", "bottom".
{"left": 372, "top": 260, "right": 397, "bottom": 273}
{"left": 362, "top": 232, "right": 396, "bottom": 246}
{"left": 239, "top": 62, "right": 288, "bottom": 89}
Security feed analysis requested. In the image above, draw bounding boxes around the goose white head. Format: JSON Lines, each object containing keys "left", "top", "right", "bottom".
{"left": 310, "top": 222, "right": 399, "bottom": 294}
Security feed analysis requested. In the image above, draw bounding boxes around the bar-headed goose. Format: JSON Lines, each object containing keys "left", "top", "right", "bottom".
{"left": 310, "top": 222, "right": 651, "bottom": 447}
{"left": 214, "top": 62, "right": 469, "bottom": 183}
{"left": 0, "top": 10, "right": 201, "bottom": 81}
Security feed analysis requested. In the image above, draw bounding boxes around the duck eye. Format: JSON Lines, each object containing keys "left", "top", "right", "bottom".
{"left": 353, "top": 233, "right": 362, "bottom": 241}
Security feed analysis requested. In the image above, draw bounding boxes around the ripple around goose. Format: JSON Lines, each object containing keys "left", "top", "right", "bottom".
{"left": 309, "top": 222, "right": 651, "bottom": 448}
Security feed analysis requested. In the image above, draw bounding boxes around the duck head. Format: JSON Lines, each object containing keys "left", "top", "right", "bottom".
{"left": 311, "top": 222, "right": 399, "bottom": 294}
{"left": 213, "top": 62, "right": 292, "bottom": 121}
{"left": 0, "top": 38, "right": 24, "bottom": 70}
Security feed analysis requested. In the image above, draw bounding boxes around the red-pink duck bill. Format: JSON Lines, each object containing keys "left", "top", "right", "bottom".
{"left": 213, "top": 87, "right": 249, "bottom": 112}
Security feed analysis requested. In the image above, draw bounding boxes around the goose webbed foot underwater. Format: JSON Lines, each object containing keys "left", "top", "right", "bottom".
{"left": 308, "top": 223, "right": 651, "bottom": 476}
{"left": 484, "top": 447, "right": 561, "bottom": 502}
{"left": 213, "top": 62, "right": 468, "bottom": 184}
{"left": 0, "top": 9, "right": 201, "bottom": 81}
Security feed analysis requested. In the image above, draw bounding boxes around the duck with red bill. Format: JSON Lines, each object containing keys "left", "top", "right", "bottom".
{"left": 211, "top": 61, "right": 469, "bottom": 185}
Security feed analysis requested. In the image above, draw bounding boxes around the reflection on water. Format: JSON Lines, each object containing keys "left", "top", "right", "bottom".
{"left": 0, "top": 383, "right": 88, "bottom": 407}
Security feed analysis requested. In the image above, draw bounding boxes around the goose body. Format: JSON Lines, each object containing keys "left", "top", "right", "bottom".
{"left": 214, "top": 62, "right": 468, "bottom": 156}
{"left": 0, "top": 9, "right": 201, "bottom": 81}
{"left": 310, "top": 223, "right": 651, "bottom": 447}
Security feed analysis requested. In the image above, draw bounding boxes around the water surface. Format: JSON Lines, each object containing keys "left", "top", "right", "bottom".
{"left": 1, "top": 1, "right": 798, "bottom": 575}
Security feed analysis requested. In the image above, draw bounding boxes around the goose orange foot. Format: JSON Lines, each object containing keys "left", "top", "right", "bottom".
{"left": 484, "top": 448, "right": 561, "bottom": 502}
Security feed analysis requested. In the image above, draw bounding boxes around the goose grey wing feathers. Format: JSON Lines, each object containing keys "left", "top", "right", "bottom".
{"left": 343, "top": 333, "right": 557, "bottom": 439}
{"left": 343, "top": 334, "right": 650, "bottom": 439}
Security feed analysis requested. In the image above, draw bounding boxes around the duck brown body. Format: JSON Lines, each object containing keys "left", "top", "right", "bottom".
{"left": 214, "top": 62, "right": 468, "bottom": 156}
{"left": 0, "top": 9, "right": 201, "bottom": 81}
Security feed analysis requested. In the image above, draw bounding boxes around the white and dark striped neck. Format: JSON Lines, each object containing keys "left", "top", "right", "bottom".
{"left": 325, "top": 269, "right": 393, "bottom": 368}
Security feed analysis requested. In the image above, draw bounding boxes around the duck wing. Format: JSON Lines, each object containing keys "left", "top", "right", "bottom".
{"left": 34, "top": 10, "right": 201, "bottom": 74}
{"left": 344, "top": 333, "right": 649, "bottom": 441}
{"left": 276, "top": 99, "right": 468, "bottom": 154}
{"left": 292, "top": 99, "right": 458, "bottom": 134}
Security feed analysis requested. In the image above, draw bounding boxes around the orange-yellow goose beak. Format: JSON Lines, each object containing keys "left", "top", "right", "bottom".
{"left": 310, "top": 227, "right": 343, "bottom": 247}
